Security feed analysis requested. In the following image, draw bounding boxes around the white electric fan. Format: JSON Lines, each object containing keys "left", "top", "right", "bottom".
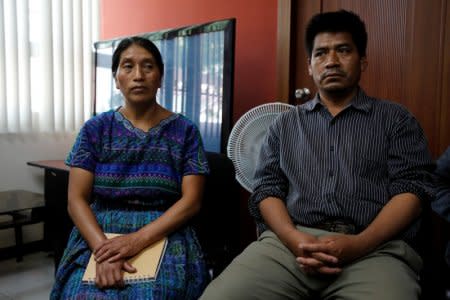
{"left": 227, "top": 102, "right": 294, "bottom": 192}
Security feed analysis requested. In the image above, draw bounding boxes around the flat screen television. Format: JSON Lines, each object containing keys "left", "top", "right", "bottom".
{"left": 93, "top": 19, "right": 235, "bottom": 153}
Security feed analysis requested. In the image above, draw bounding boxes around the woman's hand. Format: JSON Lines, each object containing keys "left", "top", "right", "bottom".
{"left": 94, "top": 232, "right": 145, "bottom": 263}
{"left": 95, "top": 258, "right": 136, "bottom": 289}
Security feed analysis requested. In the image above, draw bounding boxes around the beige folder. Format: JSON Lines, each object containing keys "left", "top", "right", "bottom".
{"left": 82, "top": 233, "right": 167, "bottom": 284}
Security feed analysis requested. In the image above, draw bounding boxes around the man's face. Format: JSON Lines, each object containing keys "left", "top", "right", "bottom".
{"left": 115, "top": 44, "right": 162, "bottom": 104}
{"left": 308, "top": 32, "right": 367, "bottom": 96}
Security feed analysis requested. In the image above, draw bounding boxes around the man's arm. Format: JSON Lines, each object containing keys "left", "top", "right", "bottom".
{"left": 300, "top": 193, "right": 421, "bottom": 266}
{"left": 259, "top": 197, "right": 311, "bottom": 251}
{"left": 259, "top": 197, "right": 341, "bottom": 274}
{"left": 357, "top": 193, "right": 421, "bottom": 251}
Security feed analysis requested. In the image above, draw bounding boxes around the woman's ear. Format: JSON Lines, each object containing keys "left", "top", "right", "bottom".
{"left": 157, "top": 75, "right": 162, "bottom": 89}
{"left": 114, "top": 73, "right": 120, "bottom": 89}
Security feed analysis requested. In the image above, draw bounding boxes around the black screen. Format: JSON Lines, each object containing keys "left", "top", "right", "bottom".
{"left": 93, "top": 19, "right": 235, "bottom": 153}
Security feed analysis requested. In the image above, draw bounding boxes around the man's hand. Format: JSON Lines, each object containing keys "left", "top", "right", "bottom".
{"left": 297, "top": 234, "right": 369, "bottom": 271}
{"left": 94, "top": 233, "right": 145, "bottom": 263}
{"left": 285, "top": 229, "right": 341, "bottom": 275}
{"left": 95, "top": 259, "right": 136, "bottom": 289}
{"left": 319, "top": 234, "right": 369, "bottom": 264}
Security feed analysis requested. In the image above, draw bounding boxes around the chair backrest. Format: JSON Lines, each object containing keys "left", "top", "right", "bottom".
{"left": 191, "top": 151, "right": 241, "bottom": 278}
{"left": 418, "top": 203, "right": 450, "bottom": 300}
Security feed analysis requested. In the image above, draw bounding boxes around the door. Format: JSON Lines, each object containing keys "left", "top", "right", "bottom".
{"left": 277, "top": 0, "right": 450, "bottom": 157}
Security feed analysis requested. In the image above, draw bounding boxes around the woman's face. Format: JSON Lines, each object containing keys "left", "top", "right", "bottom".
{"left": 115, "top": 44, "right": 162, "bottom": 105}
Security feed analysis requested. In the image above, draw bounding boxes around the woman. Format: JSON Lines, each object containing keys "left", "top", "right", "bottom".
{"left": 50, "top": 37, "right": 210, "bottom": 299}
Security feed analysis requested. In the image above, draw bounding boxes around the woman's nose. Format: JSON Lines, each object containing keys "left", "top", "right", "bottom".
{"left": 133, "top": 66, "right": 144, "bottom": 80}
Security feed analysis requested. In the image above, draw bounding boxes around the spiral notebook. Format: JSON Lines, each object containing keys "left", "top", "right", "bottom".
{"left": 82, "top": 233, "right": 168, "bottom": 284}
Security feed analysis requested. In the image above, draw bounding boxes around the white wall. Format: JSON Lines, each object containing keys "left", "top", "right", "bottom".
{"left": 0, "top": 133, "right": 76, "bottom": 248}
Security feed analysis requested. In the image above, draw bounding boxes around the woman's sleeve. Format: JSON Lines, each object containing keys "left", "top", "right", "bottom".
{"left": 65, "top": 121, "right": 99, "bottom": 172}
{"left": 182, "top": 123, "right": 209, "bottom": 176}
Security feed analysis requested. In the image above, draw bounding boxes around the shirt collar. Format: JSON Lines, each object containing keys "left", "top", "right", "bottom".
{"left": 302, "top": 87, "right": 373, "bottom": 113}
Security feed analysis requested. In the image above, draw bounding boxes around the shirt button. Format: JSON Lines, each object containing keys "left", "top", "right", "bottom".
{"left": 330, "top": 145, "right": 334, "bottom": 151}
{"left": 329, "top": 170, "right": 334, "bottom": 177}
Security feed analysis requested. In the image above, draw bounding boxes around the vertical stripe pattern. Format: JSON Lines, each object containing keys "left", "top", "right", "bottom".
{"left": 249, "top": 89, "right": 434, "bottom": 247}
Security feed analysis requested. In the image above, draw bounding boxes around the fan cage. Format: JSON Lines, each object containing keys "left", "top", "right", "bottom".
{"left": 227, "top": 102, "right": 294, "bottom": 192}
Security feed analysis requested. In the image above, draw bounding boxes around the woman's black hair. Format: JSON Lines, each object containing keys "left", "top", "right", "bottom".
{"left": 111, "top": 36, "right": 164, "bottom": 77}
{"left": 305, "top": 10, "right": 367, "bottom": 58}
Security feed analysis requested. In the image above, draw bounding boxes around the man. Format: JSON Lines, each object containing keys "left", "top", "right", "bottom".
{"left": 200, "top": 10, "right": 434, "bottom": 300}
{"left": 430, "top": 146, "right": 450, "bottom": 298}
{"left": 433, "top": 146, "right": 450, "bottom": 266}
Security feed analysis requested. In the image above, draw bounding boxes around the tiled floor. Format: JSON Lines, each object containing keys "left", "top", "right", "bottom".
{"left": 0, "top": 252, "right": 54, "bottom": 300}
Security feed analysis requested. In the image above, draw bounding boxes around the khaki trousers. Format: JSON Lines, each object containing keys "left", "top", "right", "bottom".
{"left": 200, "top": 226, "right": 422, "bottom": 300}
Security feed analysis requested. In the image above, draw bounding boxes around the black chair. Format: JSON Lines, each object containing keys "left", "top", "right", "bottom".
{"left": 419, "top": 206, "right": 450, "bottom": 300}
{"left": 193, "top": 152, "right": 241, "bottom": 278}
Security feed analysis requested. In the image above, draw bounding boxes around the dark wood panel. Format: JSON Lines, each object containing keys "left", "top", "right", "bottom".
{"left": 402, "top": 0, "right": 447, "bottom": 157}
{"left": 292, "top": 0, "right": 321, "bottom": 102}
{"left": 322, "top": 0, "right": 445, "bottom": 156}
{"left": 290, "top": 0, "right": 447, "bottom": 157}
{"left": 322, "top": 0, "right": 409, "bottom": 103}
{"left": 276, "top": 0, "right": 294, "bottom": 103}
{"left": 276, "top": 0, "right": 320, "bottom": 103}
{"left": 439, "top": 2, "right": 450, "bottom": 154}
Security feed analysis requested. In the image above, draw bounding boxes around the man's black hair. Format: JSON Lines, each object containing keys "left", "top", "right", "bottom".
{"left": 305, "top": 10, "right": 367, "bottom": 58}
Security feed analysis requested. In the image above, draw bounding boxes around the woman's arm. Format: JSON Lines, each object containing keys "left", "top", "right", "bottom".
{"left": 94, "top": 174, "right": 205, "bottom": 263}
{"left": 67, "top": 167, "right": 136, "bottom": 288}
{"left": 137, "top": 174, "right": 205, "bottom": 245}
{"left": 67, "top": 167, "right": 106, "bottom": 250}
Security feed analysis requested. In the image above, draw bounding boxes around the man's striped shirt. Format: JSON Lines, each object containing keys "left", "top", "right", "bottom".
{"left": 249, "top": 89, "right": 434, "bottom": 248}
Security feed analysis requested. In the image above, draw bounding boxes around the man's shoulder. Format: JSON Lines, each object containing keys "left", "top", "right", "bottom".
{"left": 272, "top": 105, "right": 301, "bottom": 125}
{"left": 370, "top": 97, "right": 407, "bottom": 109}
{"left": 436, "top": 146, "right": 450, "bottom": 171}
{"left": 366, "top": 96, "right": 414, "bottom": 119}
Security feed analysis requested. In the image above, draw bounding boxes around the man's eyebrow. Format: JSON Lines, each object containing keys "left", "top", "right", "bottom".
{"left": 335, "top": 43, "right": 352, "bottom": 47}
{"left": 314, "top": 43, "right": 352, "bottom": 50}
{"left": 312, "top": 46, "right": 328, "bottom": 53}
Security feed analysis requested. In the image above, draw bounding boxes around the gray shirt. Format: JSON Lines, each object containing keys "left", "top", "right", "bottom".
{"left": 249, "top": 89, "right": 434, "bottom": 248}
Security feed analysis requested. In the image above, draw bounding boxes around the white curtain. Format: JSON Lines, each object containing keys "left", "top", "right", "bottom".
{"left": 0, "top": 0, "right": 99, "bottom": 133}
